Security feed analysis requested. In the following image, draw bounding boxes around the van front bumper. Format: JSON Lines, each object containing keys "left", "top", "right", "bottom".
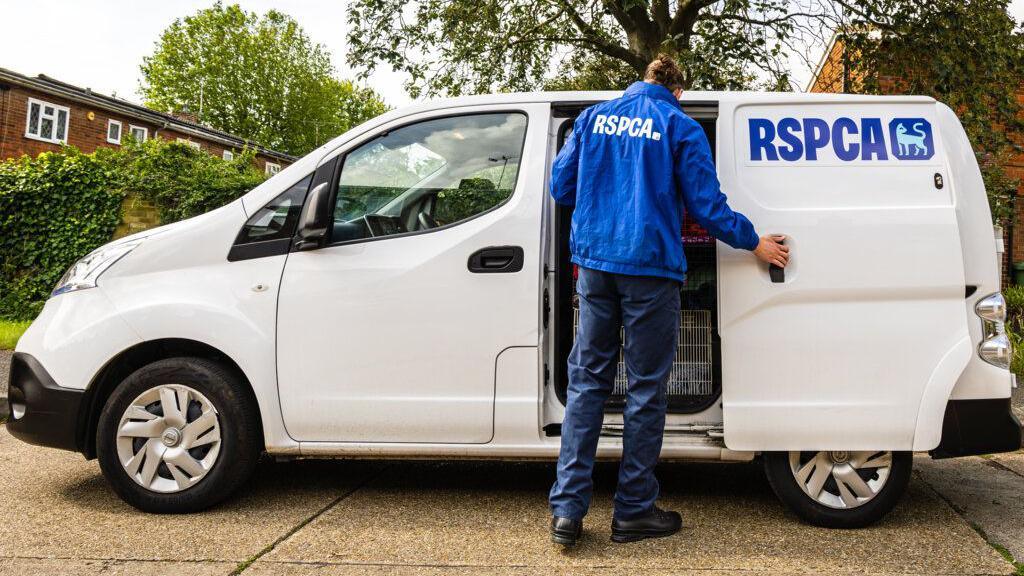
{"left": 5, "top": 352, "right": 84, "bottom": 453}
{"left": 930, "top": 398, "right": 1022, "bottom": 459}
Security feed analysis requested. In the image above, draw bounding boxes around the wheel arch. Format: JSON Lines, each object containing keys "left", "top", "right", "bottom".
{"left": 912, "top": 335, "right": 973, "bottom": 451}
{"left": 77, "top": 338, "right": 263, "bottom": 459}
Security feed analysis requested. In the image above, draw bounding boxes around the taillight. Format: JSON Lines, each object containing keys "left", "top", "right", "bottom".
{"left": 975, "top": 293, "right": 1011, "bottom": 369}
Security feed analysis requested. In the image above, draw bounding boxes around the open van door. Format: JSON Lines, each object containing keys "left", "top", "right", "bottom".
{"left": 717, "top": 97, "right": 971, "bottom": 451}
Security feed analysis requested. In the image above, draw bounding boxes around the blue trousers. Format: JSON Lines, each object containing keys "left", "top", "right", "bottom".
{"left": 550, "top": 267, "right": 680, "bottom": 521}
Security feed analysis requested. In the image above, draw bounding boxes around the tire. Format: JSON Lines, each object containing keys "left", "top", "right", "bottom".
{"left": 96, "top": 357, "right": 261, "bottom": 513}
{"left": 763, "top": 450, "right": 912, "bottom": 528}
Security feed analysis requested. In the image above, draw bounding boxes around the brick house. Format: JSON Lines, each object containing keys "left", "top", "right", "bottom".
{"left": 807, "top": 34, "right": 1024, "bottom": 283}
{"left": 0, "top": 66, "right": 295, "bottom": 174}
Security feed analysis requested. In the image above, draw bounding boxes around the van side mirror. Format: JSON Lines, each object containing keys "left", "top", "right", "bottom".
{"left": 294, "top": 182, "right": 332, "bottom": 251}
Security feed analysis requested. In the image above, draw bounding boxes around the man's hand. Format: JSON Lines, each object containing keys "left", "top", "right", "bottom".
{"left": 753, "top": 235, "right": 789, "bottom": 268}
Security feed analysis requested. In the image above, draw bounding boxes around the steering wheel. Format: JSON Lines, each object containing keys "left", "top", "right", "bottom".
{"left": 418, "top": 211, "right": 438, "bottom": 230}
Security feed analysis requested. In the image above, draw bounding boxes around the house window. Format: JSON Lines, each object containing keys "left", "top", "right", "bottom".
{"left": 176, "top": 137, "right": 201, "bottom": 151}
{"left": 223, "top": 150, "right": 234, "bottom": 161}
{"left": 25, "top": 98, "right": 70, "bottom": 144}
{"left": 107, "top": 120, "right": 122, "bottom": 145}
{"left": 265, "top": 162, "right": 281, "bottom": 176}
{"left": 129, "top": 125, "right": 148, "bottom": 142}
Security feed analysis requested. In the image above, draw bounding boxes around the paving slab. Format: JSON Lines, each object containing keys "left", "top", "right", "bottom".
{"left": 244, "top": 562, "right": 890, "bottom": 576}
{"left": 258, "top": 459, "right": 1010, "bottom": 575}
{"left": 1, "top": 349, "right": 11, "bottom": 418}
{"left": 1012, "top": 382, "right": 1023, "bottom": 423}
{"left": 0, "top": 428, "right": 381, "bottom": 564}
{"left": 0, "top": 349, "right": 11, "bottom": 390}
{"left": 0, "top": 557, "right": 235, "bottom": 576}
{"left": 991, "top": 450, "right": 1024, "bottom": 478}
{"left": 917, "top": 454, "right": 1024, "bottom": 563}
{"left": 0, "top": 348, "right": 11, "bottom": 401}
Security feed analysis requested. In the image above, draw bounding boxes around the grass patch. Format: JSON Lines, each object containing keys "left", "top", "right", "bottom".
{"left": 968, "top": 521, "right": 1024, "bottom": 576}
{"left": 991, "top": 542, "right": 1024, "bottom": 576}
{"left": 0, "top": 319, "right": 31, "bottom": 350}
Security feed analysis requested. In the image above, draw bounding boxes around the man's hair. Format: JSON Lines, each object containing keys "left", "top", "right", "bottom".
{"left": 643, "top": 54, "right": 685, "bottom": 92}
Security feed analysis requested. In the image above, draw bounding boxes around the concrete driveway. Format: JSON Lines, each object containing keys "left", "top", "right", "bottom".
{"left": 2, "top": 349, "right": 1023, "bottom": 575}
{"left": 1, "top": 427, "right": 1021, "bottom": 576}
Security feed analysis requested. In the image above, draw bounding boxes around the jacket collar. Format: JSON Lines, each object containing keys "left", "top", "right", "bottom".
{"left": 623, "top": 81, "right": 680, "bottom": 107}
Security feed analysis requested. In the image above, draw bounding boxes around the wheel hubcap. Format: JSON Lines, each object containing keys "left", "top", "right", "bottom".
{"left": 788, "top": 451, "right": 892, "bottom": 509}
{"left": 160, "top": 427, "right": 182, "bottom": 447}
{"left": 115, "top": 384, "right": 222, "bottom": 493}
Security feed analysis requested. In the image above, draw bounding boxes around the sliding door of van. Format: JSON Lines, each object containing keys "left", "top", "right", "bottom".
{"left": 718, "top": 98, "right": 970, "bottom": 451}
{"left": 276, "top": 104, "right": 548, "bottom": 444}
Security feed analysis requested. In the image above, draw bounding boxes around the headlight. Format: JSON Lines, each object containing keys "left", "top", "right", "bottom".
{"left": 51, "top": 239, "right": 143, "bottom": 297}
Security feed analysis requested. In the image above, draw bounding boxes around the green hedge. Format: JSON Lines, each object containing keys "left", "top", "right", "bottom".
{"left": 0, "top": 140, "right": 267, "bottom": 320}
{"left": 1004, "top": 285, "right": 1024, "bottom": 380}
{"left": 116, "top": 138, "right": 267, "bottom": 224}
{"left": 0, "top": 149, "right": 125, "bottom": 319}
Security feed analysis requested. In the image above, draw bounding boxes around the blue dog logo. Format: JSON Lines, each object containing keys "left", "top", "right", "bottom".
{"left": 888, "top": 118, "right": 934, "bottom": 160}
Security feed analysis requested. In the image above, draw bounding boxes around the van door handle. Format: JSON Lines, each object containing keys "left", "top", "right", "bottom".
{"left": 769, "top": 238, "right": 786, "bottom": 283}
{"left": 468, "top": 246, "right": 524, "bottom": 273}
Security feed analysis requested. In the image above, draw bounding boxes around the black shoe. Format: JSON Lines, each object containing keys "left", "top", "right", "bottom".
{"left": 551, "top": 516, "right": 583, "bottom": 546}
{"left": 610, "top": 506, "right": 682, "bottom": 543}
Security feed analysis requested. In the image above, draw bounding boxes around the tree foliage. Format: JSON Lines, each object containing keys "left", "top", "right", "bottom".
{"left": 141, "top": 2, "right": 387, "bottom": 156}
{"left": 113, "top": 138, "right": 268, "bottom": 224}
{"left": 840, "top": 0, "right": 1024, "bottom": 220}
{"left": 350, "top": 0, "right": 1022, "bottom": 224}
{"left": 347, "top": 0, "right": 837, "bottom": 94}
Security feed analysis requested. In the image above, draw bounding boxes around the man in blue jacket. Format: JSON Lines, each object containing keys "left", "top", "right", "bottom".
{"left": 548, "top": 55, "right": 788, "bottom": 546}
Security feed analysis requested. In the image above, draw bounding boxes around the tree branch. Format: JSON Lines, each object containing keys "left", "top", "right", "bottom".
{"left": 669, "top": 0, "right": 713, "bottom": 39}
{"left": 602, "top": 0, "right": 637, "bottom": 31}
{"left": 652, "top": 0, "right": 671, "bottom": 34}
{"left": 606, "top": 0, "right": 658, "bottom": 45}
{"left": 698, "top": 11, "right": 822, "bottom": 27}
{"left": 829, "top": 0, "right": 898, "bottom": 31}
{"left": 553, "top": 0, "right": 647, "bottom": 69}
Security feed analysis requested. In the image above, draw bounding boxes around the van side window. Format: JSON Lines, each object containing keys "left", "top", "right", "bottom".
{"left": 235, "top": 174, "right": 313, "bottom": 244}
{"left": 330, "top": 113, "right": 528, "bottom": 243}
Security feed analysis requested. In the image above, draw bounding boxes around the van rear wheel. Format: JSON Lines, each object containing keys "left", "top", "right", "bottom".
{"left": 764, "top": 450, "right": 911, "bottom": 528}
{"left": 96, "top": 358, "right": 261, "bottom": 513}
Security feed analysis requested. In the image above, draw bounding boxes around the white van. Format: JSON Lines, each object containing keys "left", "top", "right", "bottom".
{"left": 8, "top": 91, "right": 1021, "bottom": 527}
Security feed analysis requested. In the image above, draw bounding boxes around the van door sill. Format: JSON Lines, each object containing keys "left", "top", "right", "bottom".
{"left": 600, "top": 424, "right": 724, "bottom": 438}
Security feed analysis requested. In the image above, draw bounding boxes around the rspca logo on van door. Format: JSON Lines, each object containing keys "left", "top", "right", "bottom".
{"left": 748, "top": 117, "right": 934, "bottom": 163}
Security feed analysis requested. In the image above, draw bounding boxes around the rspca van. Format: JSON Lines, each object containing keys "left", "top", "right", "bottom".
{"left": 7, "top": 91, "right": 1021, "bottom": 528}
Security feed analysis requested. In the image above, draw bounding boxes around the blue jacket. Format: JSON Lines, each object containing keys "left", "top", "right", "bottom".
{"left": 550, "top": 81, "right": 759, "bottom": 281}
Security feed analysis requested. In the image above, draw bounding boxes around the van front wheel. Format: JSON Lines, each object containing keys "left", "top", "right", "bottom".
{"left": 96, "top": 357, "right": 262, "bottom": 513}
{"left": 764, "top": 450, "right": 911, "bottom": 528}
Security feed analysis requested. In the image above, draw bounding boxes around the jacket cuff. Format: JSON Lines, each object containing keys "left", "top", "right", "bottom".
{"left": 742, "top": 229, "right": 759, "bottom": 251}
